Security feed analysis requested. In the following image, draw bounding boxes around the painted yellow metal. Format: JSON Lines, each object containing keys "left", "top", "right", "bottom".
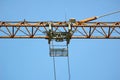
{"left": 79, "top": 17, "right": 97, "bottom": 23}
{"left": 0, "top": 22, "right": 120, "bottom": 39}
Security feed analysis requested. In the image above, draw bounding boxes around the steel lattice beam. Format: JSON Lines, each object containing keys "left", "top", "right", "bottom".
{"left": 0, "top": 21, "right": 120, "bottom": 39}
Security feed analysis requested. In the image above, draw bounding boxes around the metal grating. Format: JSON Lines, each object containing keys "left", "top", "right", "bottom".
{"left": 50, "top": 48, "right": 68, "bottom": 57}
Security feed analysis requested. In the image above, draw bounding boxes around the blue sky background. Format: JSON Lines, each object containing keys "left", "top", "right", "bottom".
{"left": 0, "top": 0, "right": 120, "bottom": 80}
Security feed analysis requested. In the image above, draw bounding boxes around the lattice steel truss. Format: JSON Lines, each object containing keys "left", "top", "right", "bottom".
{"left": 0, "top": 21, "right": 120, "bottom": 39}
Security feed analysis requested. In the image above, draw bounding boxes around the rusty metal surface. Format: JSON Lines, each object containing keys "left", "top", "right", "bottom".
{"left": 0, "top": 21, "right": 120, "bottom": 39}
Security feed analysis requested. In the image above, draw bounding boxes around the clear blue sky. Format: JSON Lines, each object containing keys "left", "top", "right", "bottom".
{"left": 0, "top": 0, "right": 120, "bottom": 80}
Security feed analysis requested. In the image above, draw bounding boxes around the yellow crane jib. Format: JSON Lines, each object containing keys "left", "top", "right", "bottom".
{"left": 79, "top": 16, "right": 97, "bottom": 23}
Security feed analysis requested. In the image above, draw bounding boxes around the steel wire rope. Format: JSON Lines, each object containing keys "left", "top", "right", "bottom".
{"left": 97, "top": 10, "right": 120, "bottom": 18}
{"left": 67, "top": 44, "right": 71, "bottom": 80}
{"left": 51, "top": 40, "right": 57, "bottom": 80}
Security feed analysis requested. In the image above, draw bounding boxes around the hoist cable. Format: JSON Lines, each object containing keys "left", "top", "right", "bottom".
{"left": 67, "top": 44, "right": 71, "bottom": 80}
{"left": 53, "top": 55, "right": 57, "bottom": 80}
{"left": 97, "top": 10, "right": 120, "bottom": 18}
{"left": 51, "top": 40, "right": 57, "bottom": 80}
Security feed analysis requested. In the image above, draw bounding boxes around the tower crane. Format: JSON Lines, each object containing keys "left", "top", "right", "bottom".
{"left": 0, "top": 10, "right": 120, "bottom": 80}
